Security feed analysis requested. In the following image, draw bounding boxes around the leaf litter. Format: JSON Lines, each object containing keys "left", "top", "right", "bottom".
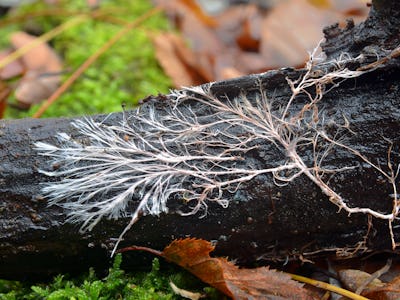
{"left": 10, "top": 31, "right": 63, "bottom": 108}
{"left": 152, "top": 0, "right": 369, "bottom": 87}
{"left": 0, "top": 31, "right": 63, "bottom": 109}
{"left": 120, "top": 238, "right": 400, "bottom": 299}
{"left": 120, "top": 238, "right": 318, "bottom": 299}
{"left": 0, "top": 0, "right": 369, "bottom": 114}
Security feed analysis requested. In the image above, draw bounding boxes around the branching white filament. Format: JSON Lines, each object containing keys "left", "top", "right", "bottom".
{"left": 35, "top": 43, "right": 399, "bottom": 255}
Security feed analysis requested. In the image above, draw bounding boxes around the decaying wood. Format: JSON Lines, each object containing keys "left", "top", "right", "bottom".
{"left": 1, "top": 0, "right": 400, "bottom": 279}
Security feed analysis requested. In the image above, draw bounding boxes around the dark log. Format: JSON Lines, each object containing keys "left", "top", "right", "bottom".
{"left": 1, "top": 2, "right": 400, "bottom": 280}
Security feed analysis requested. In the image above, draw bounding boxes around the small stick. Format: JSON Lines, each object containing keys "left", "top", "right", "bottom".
{"left": 357, "top": 46, "right": 400, "bottom": 71}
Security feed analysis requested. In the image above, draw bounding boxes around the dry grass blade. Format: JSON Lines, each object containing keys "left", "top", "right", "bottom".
{"left": 0, "top": 15, "right": 87, "bottom": 70}
{"left": 289, "top": 273, "right": 370, "bottom": 300}
{"left": 0, "top": 7, "right": 128, "bottom": 27}
{"left": 32, "top": 6, "right": 162, "bottom": 118}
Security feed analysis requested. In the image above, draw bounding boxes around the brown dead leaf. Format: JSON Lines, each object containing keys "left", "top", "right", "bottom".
{"left": 120, "top": 238, "right": 318, "bottom": 299}
{"left": 161, "top": 239, "right": 317, "bottom": 299}
{"left": 0, "top": 49, "right": 25, "bottom": 80}
{"left": 10, "top": 31, "right": 62, "bottom": 107}
{"left": 338, "top": 269, "right": 385, "bottom": 292}
{"left": 178, "top": 8, "right": 224, "bottom": 61}
{"left": 10, "top": 32, "right": 61, "bottom": 71}
{"left": 153, "top": 33, "right": 209, "bottom": 87}
{"left": 154, "top": 0, "right": 368, "bottom": 83}
{"left": 329, "top": 0, "right": 370, "bottom": 16}
{"left": 219, "top": 66, "right": 244, "bottom": 80}
{"left": 154, "top": 0, "right": 226, "bottom": 81}
{"left": 0, "top": 80, "right": 11, "bottom": 118}
{"left": 260, "top": 0, "right": 342, "bottom": 68}
{"left": 215, "top": 4, "right": 262, "bottom": 52}
{"left": 15, "top": 70, "right": 61, "bottom": 109}
{"left": 363, "top": 275, "right": 400, "bottom": 299}
{"left": 236, "top": 18, "right": 260, "bottom": 52}
{"left": 179, "top": 0, "right": 217, "bottom": 27}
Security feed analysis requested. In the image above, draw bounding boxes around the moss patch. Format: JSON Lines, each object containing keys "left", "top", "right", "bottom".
{"left": 0, "top": 254, "right": 224, "bottom": 299}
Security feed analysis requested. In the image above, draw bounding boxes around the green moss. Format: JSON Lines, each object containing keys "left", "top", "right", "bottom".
{"left": 1, "top": 0, "right": 172, "bottom": 118}
{"left": 0, "top": 255, "right": 224, "bottom": 300}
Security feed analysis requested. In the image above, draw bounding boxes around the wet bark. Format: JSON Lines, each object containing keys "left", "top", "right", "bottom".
{"left": 1, "top": 1, "right": 400, "bottom": 280}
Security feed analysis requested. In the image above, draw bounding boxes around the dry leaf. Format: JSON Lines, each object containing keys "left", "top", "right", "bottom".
{"left": 338, "top": 269, "right": 385, "bottom": 292}
{"left": 0, "top": 49, "right": 25, "bottom": 79}
{"left": 15, "top": 70, "right": 61, "bottom": 108}
{"left": 0, "top": 80, "right": 11, "bottom": 118}
{"left": 154, "top": 0, "right": 368, "bottom": 82}
{"left": 236, "top": 18, "right": 260, "bottom": 52}
{"left": 363, "top": 275, "right": 400, "bottom": 299}
{"left": 10, "top": 31, "right": 62, "bottom": 107}
{"left": 179, "top": 0, "right": 217, "bottom": 27}
{"left": 329, "top": 0, "right": 370, "bottom": 16}
{"left": 177, "top": 7, "right": 224, "bottom": 77}
{"left": 260, "top": 0, "right": 342, "bottom": 68}
{"left": 161, "top": 239, "right": 317, "bottom": 299}
{"left": 10, "top": 32, "right": 61, "bottom": 71}
{"left": 215, "top": 4, "right": 262, "bottom": 51}
{"left": 307, "top": 0, "right": 331, "bottom": 9}
{"left": 219, "top": 66, "right": 244, "bottom": 80}
{"left": 121, "top": 239, "right": 318, "bottom": 299}
{"left": 153, "top": 33, "right": 207, "bottom": 87}
{"left": 154, "top": 0, "right": 226, "bottom": 81}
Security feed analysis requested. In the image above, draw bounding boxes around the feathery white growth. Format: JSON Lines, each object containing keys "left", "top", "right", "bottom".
{"left": 36, "top": 89, "right": 298, "bottom": 236}
{"left": 36, "top": 43, "right": 400, "bottom": 254}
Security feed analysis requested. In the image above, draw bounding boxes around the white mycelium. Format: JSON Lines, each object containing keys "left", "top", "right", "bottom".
{"left": 36, "top": 45, "right": 399, "bottom": 254}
